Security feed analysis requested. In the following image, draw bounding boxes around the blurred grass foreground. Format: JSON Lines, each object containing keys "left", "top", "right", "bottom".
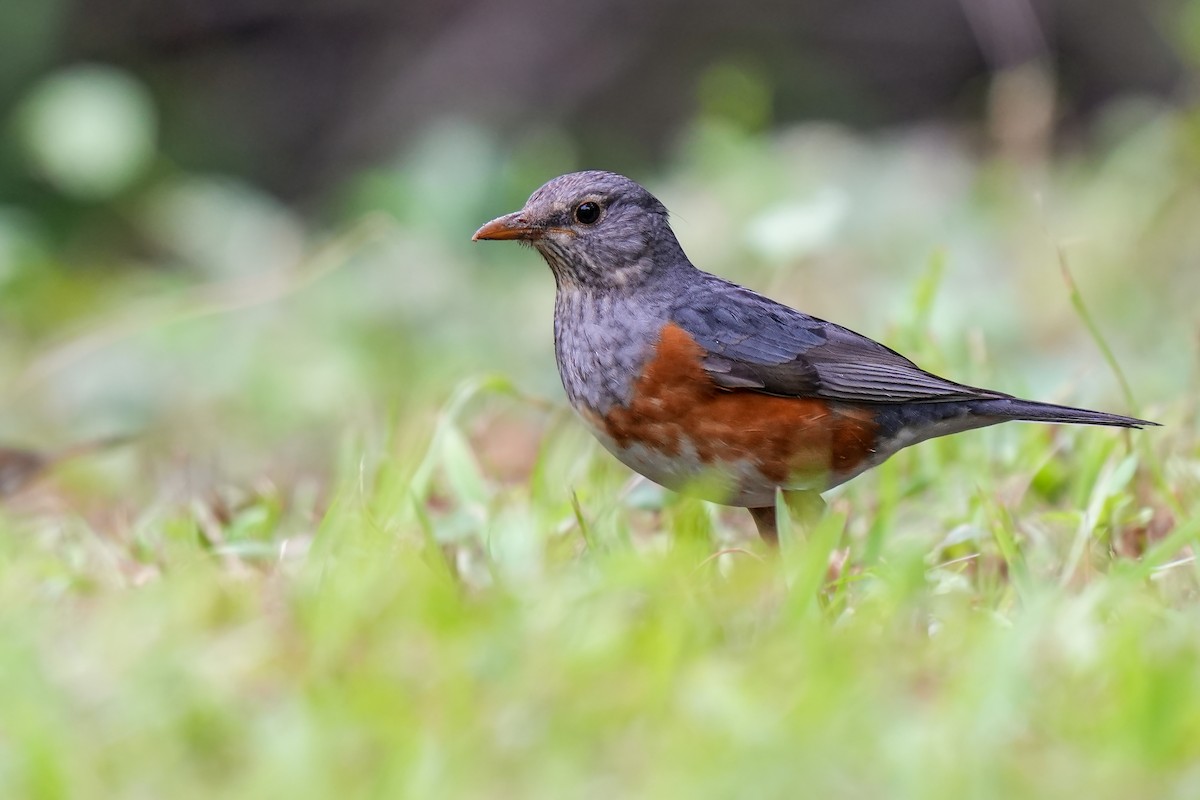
{"left": 1, "top": 25, "right": 1200, "bottom": 800}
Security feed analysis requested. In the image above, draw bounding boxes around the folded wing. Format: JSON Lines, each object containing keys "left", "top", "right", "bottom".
{"left": 672, "top": 278, "right": 1006, "bottom": 404}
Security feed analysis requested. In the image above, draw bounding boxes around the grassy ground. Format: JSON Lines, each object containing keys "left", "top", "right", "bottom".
{"left": 1, "top": 108, "right": 1199, "bottom": 798}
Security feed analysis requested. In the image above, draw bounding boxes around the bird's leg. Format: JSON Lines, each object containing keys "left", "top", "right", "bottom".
{"left": 748, "top": 505, "right": 779, "bottom": 544}
{"left": 747, "top": 490, "right": 827, "bottom": 545}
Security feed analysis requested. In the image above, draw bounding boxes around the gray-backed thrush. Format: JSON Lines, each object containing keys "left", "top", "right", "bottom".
{"left": 473, "top": 171, "right": 1154, "bottom": 542}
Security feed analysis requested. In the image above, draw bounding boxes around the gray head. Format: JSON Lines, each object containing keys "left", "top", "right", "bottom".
{"left": 473, "top": 170, "right": 687, "bottom": 290}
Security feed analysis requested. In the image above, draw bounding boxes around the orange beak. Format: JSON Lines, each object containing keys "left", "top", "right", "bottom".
{"left": 472, "top": 211, "right": 538, "bottom": 241}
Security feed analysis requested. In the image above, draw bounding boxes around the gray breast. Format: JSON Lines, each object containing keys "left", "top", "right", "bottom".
{"left": 552, "top": 289, "right": 666, "bottom": 416}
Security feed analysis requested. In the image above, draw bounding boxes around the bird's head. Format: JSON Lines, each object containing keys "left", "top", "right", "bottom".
{"left": 473, "top": 170, "right": 684, "bottom": 291}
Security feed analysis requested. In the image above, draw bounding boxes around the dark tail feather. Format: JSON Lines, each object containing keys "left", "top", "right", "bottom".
{"left": 976, "top": 397, "right": 1158, "bottom": 429}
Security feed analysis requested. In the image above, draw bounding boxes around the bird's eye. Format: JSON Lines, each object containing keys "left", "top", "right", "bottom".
{"left": 574, "top": 201, "right": 601, "bottom": 225}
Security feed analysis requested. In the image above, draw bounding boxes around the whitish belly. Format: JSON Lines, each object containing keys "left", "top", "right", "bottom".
{"left": 587, "top": 428, "right": 849, "bottom": 508}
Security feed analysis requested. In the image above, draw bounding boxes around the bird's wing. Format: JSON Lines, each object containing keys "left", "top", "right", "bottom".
{"left": 671, "top": 279, "right": 1006, "bottom": 404}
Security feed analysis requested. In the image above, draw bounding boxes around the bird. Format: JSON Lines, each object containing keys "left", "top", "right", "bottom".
{"left": 473, "top": 171, "right": 1155, "bottom": 543}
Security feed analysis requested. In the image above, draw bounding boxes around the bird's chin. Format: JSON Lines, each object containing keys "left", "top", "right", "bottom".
{"left": 529, "top": 230, "right": 572, "bottom": 252}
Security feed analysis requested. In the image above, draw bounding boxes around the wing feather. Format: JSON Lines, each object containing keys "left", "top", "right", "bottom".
{"left": 672, "top": 278, "right": 1006, "bottom": 405}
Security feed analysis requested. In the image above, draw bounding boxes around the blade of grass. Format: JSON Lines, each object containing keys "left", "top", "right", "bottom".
{"left": 779, "top": 490, "right": 841, "bottom": 614}
{"left": 1056, "top": 247, "right": 1138, "bottom": 413}
{"left": 1058, "top": 247, "right": 1181, "bottom": 517}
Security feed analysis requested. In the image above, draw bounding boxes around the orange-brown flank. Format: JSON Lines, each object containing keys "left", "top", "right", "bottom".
{"left": 602, "top": 323, "right": 880, "bottom": 486}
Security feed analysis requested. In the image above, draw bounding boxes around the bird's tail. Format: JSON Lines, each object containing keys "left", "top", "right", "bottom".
{"left": 974, "top": 397, "right": 1157, "bottom": 429}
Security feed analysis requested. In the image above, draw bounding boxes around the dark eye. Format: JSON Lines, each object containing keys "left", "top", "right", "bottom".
{"left": 574, "top": 201, "right": 601, "bottom": 225}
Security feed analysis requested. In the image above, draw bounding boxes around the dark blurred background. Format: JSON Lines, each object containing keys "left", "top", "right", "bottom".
{"left": 1, "top": 0, "right": 1191, "bottom": 201}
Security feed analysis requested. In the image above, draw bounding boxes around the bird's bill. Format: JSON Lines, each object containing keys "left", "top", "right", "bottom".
{"left": 472, "top": 211, "right": 537, "bottom": 241}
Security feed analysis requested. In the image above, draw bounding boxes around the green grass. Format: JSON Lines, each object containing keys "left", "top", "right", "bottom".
{"left": 1, "top": 407, "right": 1197, "bottom": 799}
{"left": 1, "top": 109, "right": 1199, "bottom": 797}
